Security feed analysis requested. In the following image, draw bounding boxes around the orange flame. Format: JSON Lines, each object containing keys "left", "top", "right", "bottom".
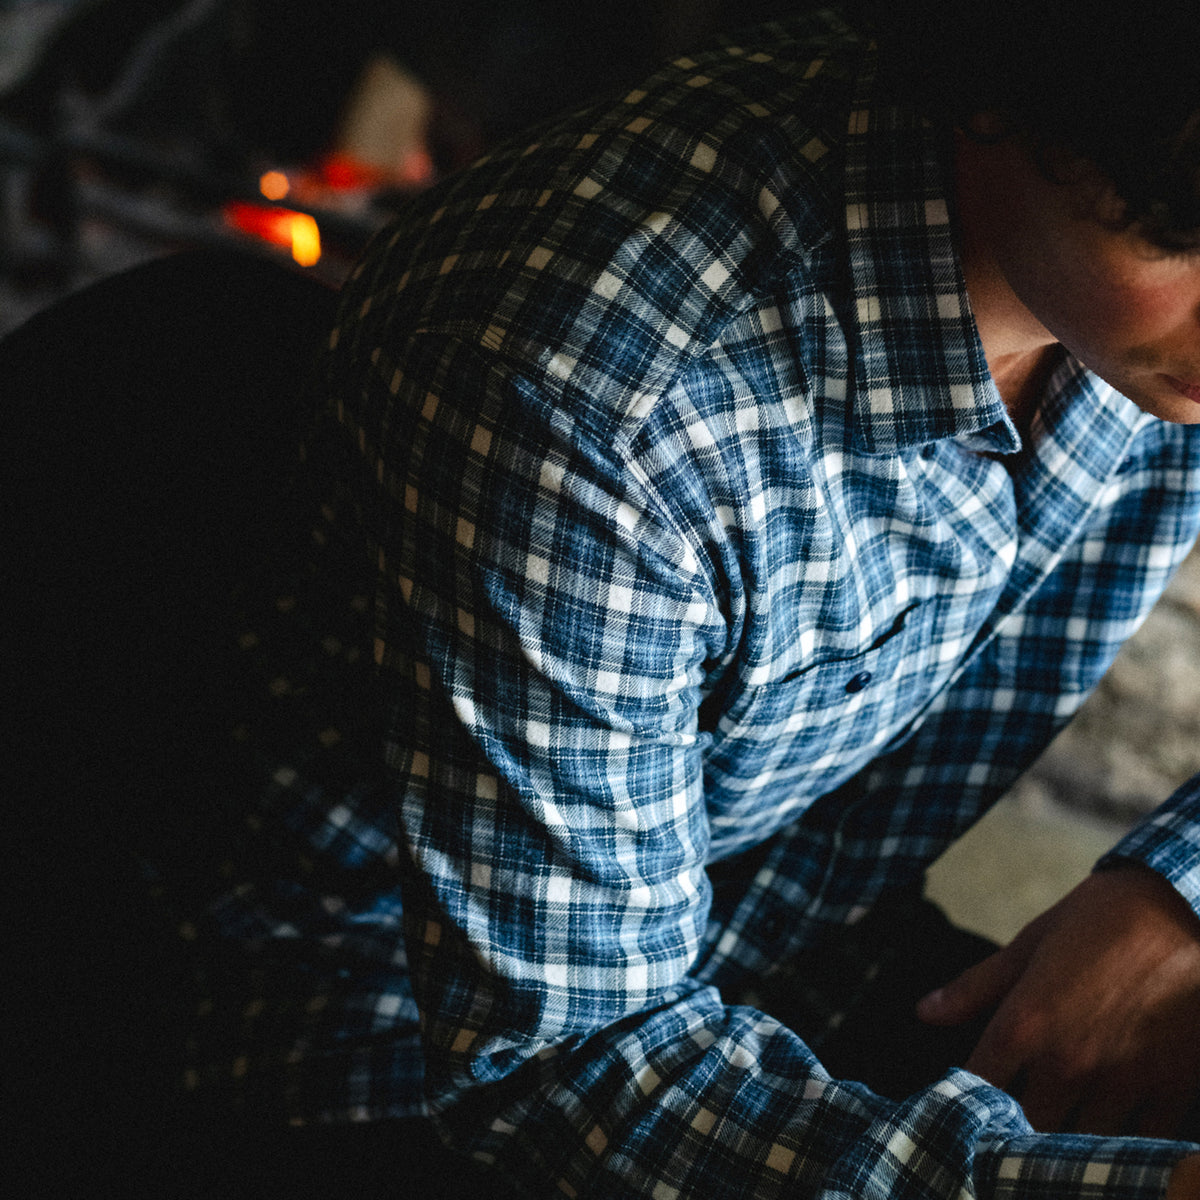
{"left": 315, "top": 149, "right": 434, "bottom": 192}
{"left": 224, "top": 201, "right": 321, "bottom": 267}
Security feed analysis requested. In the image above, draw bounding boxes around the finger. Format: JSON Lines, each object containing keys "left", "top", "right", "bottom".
{"left": 1017, "top": 1079, "right": 1082, "bottom": 1135}
{"left": 1071, "top": 1078, "right": 1145, "bottom": 1137}
{"left": 1135, "top": 1084, "right": 1200, "bottom": 1141}
{"left": 1070, "top": 1081, "right": 1189, "bottom": 1139}
{"left": 976, "top": 1052, "right": 1080, "bottom": 1133}
{"left": 917, "top": 909, "right": 1056, "bottom": 1027}
{"left": 1166, "top": 1155, "right": 1200, "bottom": 1200}
{"left": 917, "top": 945, "right": 1028, "bottom": 1027}
{"left": 963, "top": 1030, "right": 1022, "bottom": 1095}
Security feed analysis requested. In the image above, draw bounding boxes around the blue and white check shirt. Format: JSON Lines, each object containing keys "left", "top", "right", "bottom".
{"left": 190, "top": 9, "right": 1200, "bottom": 1197}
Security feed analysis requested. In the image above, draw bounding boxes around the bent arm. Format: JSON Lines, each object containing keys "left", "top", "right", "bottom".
{"left": 351, "top": 329, "right": 1195, "bottom": 1197}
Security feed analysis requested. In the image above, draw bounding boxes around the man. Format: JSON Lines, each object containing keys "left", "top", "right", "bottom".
{"left": 175, "top": 1, "right": 1200, "bottom": 1196}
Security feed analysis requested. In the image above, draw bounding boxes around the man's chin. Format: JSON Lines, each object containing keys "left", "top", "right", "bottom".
{"left": 1097, "top": 371, "right": 1200, "bottom": 425}
{"left": 1129, "top": 390, "right": 1200, "bottom": 425}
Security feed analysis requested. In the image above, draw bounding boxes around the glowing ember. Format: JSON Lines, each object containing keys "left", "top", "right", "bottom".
{"left": 288, "top": 211, "right": 321, "bottom": 266}
{"left": 223, "top": 201, "right": 321, "bottom": 267}
{"left": 315, "top": 149, "right": 434, "bottom": 192}
{"left": 258, "top": 170, "right": 291, "bottom": 201}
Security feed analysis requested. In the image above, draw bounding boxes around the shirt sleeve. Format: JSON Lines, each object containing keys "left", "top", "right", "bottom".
{"left": 1100, "top": 776, "right": 1200, "bottom": 915}
{"left": 329, "top": 326, "right": 1198, "bottom": 1199}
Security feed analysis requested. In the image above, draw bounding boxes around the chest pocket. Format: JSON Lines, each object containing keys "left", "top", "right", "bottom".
{"left": 780, "top": 600, "right": 919, "bottom": 690}
{"left": 702, "top": 601, "right": 920, "bottom": 731}
{"left": 700, "top": 600, "right": 926, "bottom": 803}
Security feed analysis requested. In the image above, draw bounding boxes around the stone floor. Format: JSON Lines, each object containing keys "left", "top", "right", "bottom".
{"left": 929, "top": 543, "right": 1200, "bottom": 943}
{"left": 926, "top": 793, "right": 1125, "bottom": 945}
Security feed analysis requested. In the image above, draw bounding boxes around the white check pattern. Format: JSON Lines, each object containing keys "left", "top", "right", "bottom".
{"left": 186, "top": 9, "right": 1200, "bottom": 1197}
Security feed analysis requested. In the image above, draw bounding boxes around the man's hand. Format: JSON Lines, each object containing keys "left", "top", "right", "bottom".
{"left": 1170, "top": 1156, "right": 1200, "bottom": 1200}
{"left": 916, "top": 864, "right": 1200, "bottom": 1139}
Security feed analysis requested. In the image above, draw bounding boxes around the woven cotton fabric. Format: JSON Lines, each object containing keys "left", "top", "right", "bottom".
{"left": 185, "top": 10, "right": 1200, "bottom": 1197}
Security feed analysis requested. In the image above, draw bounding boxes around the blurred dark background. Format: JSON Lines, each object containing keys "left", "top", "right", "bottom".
{"left": 0, "top": 0, "right": 798, "bottom": 334}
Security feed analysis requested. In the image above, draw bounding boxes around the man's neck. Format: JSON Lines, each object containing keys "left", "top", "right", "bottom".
{"left": 952, "top": 129, "right": 1060, "bottom": 433}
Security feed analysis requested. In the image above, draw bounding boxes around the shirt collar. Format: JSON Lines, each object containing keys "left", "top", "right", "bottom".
{"left": 840, "top": 45, "right": 1020, "bottom": 456}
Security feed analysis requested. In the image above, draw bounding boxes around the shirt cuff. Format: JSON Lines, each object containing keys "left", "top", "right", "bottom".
{"left": 976, "top": 1133, "right": 1199, "bottom": 1200}
{"left": 1098, "top": 774, "right": 1200, "bottom": 916}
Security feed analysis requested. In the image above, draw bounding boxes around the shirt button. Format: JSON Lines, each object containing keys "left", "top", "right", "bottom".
{"left": 845, "top": 670, "right": 873, "bottom": 694}
{"left": 761, "top": 913, "right": 785, "bottom": 940}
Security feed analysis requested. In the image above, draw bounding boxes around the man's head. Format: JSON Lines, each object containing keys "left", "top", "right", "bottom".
{"left": 860, "top": 0, "right": 1200, "bottom": 423}
{"left": 871, "top": 0, "right": 1200, "bottom": 252}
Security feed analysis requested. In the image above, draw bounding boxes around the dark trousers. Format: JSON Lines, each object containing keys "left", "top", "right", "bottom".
{"left": 4, "top": 249, "right": 323, "bottom": 1188}
{"left": 4, "top": 251, "right": 997, "bottom": 1197}
{"left": 4, "top": 250, "right": 525, "bottom": 1197}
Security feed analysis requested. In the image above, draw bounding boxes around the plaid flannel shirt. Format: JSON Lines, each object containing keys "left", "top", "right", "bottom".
{"left": 192, "top": 9, "right": 1200, "bottom": 1197}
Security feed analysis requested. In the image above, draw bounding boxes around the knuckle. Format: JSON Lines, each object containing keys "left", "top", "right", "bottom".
{"left": 992, "top": 1008, "right": 1048, "bottom": 1059}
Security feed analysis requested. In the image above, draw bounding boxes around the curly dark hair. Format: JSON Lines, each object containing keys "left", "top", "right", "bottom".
{"left": 862, "top": 0, "right": 1200, "bottom": 249}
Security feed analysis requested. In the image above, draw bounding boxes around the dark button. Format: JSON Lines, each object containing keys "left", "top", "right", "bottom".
{"left": 761, "top": 913, "right": 786, "bottom": 940}
{"left": 845, "top": 670, "right": 873, "bottom": 694}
